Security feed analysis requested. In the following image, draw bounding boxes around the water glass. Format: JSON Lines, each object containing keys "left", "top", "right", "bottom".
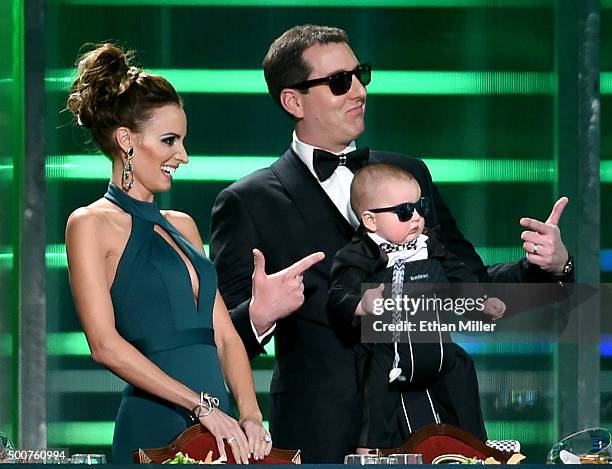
{"left": 388, "top": 453, "right": 424, "bottom": 464}
{"left": 71, "top": 454, "right": 107, "bottom": 464}
{"left": 547, "top": 428, "right": 612, "bottom": 464}
{"left": 344, "top": 454, "right": 381, "bottom": 464}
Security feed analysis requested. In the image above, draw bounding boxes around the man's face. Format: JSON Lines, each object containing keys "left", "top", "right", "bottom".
{"left": 294, "top": 42, "right": 367, "bottom": 152}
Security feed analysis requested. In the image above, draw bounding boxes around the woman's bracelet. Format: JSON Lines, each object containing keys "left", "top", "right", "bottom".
{"left": 192, "top": 391, "right": 220, "bottom": 418}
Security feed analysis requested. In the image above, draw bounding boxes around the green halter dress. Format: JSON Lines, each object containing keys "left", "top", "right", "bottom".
{"left": 104, "top": 182, "right": 230, "bottom": 463}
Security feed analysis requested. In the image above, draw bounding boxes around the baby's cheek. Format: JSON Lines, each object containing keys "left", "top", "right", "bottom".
{"left": 388, "top": 226, "right": 406, "bottom": 244}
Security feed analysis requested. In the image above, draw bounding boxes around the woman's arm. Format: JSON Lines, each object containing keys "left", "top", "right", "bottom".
{"left": 168, "top": 211, "right": 271, "bottom": 461}
{"left": 213, "top": 291, "right": 271, "bottom": 460}
{"left": 66, "top": 209, "right": 250, "bottom": 464}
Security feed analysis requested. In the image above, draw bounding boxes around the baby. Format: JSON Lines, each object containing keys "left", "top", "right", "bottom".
{"left": 328, "top": 163, "right": 504, "bottom": 450}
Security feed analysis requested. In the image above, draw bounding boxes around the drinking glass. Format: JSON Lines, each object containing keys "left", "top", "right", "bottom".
{"left": 343, "top": 454, "right": 381, "bottom": 464}
{"left": 71, "top": 454, "right": 107, "bottom": 464}
{"left": 388, "top": 453, "right": 424, "bottom": 464}
{"left": 546, "top": 428, "right": 611, "bottom": 464}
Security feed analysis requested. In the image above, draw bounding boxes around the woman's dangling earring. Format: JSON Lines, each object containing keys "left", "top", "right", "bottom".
{"left": 122, "top": 146, "right": 134, "bottom": 191}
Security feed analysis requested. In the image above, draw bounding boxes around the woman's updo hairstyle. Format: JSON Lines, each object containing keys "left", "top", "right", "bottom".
{"left": 67, "top": 43, "right": 181, "bottom": 158}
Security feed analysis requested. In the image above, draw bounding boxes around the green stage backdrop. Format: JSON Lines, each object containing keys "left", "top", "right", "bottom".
{"left": 0, "top": 0, "right": 609, "bottom": 463}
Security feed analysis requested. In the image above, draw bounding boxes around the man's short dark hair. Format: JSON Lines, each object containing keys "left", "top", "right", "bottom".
{"left": 262, "top": 24, "right": 349, "bottom": 111}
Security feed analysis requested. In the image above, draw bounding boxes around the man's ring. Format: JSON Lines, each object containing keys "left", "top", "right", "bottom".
{"left": 261, "top": 434, "right": 272, "bottom": 443}
{"left": 226, "top": 436, "right": 235, "bottom": 445}
{"left": 533, "top": 244, "right": 539, "bottom": 255}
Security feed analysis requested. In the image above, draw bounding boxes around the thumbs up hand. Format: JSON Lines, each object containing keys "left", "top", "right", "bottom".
{"left": 519, "top": 196, "right": 569, "bottom": 274}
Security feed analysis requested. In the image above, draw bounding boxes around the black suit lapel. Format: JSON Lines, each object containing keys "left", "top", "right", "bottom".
{"left": 271, "top": 150, "right": 356, "bottom": 265}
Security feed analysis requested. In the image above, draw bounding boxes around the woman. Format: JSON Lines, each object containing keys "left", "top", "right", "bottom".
{"left": 65, "top": 43, "right": 271, "bottom": 464}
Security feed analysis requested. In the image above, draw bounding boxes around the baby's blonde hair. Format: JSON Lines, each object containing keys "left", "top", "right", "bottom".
{"left": 350, "top": 163, "right": 418, "bottom": 217}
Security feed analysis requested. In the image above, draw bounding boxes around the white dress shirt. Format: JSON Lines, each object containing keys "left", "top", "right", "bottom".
{"left": 291, "top": 131, "right": 361, "bottom": 228}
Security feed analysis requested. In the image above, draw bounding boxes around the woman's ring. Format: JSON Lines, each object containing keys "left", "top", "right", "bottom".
{"left": 226, "top": 436, "right": 235, "bottom": 445}
{"left": 261, "top": 434, "right": 272, "bottom": 443}
{"left": 533, "top": 244, "right": 539, "bottom": 255}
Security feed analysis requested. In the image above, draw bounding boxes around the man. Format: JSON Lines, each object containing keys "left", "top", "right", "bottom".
{"left": 209, "top": 25, "right": 572, "bottom": 463}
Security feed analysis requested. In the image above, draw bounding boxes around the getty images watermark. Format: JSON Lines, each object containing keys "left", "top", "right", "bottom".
{"left": 369, "top": 293, "right": 497, "bottom": 333}
{"left": 357, "top": 282, "right": 601, "bottom": 343}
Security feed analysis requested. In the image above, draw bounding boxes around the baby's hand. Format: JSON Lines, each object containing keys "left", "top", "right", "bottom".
{"left": 355, "top": 284, "right": 385, "bottom": 316}
{"left": 483, "top": 297, "right": 506, "bottom": 320}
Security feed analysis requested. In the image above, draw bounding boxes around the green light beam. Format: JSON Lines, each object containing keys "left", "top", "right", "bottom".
{"left": 45, "top": 155, "right": 278, "bottom": 182}
{"left": 602, "top": 160, "right": 612, "bottom": 183}
{"left": 474, "top": 247, "right": 524, "bottom": 265}
{"left": 41, "top": 156, "right": 612, "bottom": 183}
{"left": 46, "top": 69, "right": 556, "bottom": 95}
{"left": 1, "top": 245, "right": 67, "bottom": 269}
{"left": 0, "top": 244, "right": 209, "bottom": 270}
{"left": 424, "top": 158, "right": 555, "bottom": 183}
{"left": 46, "top": 420, "right": 543, "bottom": 446}
{"left": 0, "top": 253, "right": 12, "bottom": 270}
{"left": 48, "top": 420, "right": 268, "bottom": 446}
{"left": 485, "top": 421, "right": 554, "bottom": 444}
{"left": 600, "top": 72, "right": 612, "bottom": 94}
{"left": 47, "top": 422, "right": 115, "bottom": 446}
{"left": 43, "top": 155, "right": 558, "bottom": 183}
{"left": 36, "top": 70, "right": 612, "bottom": 93}
{"left": 47, "top": 332, "right": 90, "bottom": 356}
{"left": 45, "top": 332, "right": 275, "bottom": 357}
{"left": 0, "top": 244, "right": 533, "bottom": 272}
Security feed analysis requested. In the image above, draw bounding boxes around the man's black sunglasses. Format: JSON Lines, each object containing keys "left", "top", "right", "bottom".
{"left": 288, "top": 63, "right": 372, "bottom": 96}
{"left": 369, "top": 197, "right": 430, "bottom": 222}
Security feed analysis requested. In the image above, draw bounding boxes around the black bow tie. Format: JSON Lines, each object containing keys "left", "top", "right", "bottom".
{"left": 380, "top": 239, "right": 419, "bottom": 253}
{"left": 312, "top": 147, "right": 369, "bottom": 182}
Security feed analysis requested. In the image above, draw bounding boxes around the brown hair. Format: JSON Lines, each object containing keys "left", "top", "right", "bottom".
{"left": 350, "top": 163, "right": 418, "bottom": 217}
{"left": 67, "top": 43, "right": 181, "bottom": 158}
{"left": 262, "top": 25, "right": 348, "bottom": 111}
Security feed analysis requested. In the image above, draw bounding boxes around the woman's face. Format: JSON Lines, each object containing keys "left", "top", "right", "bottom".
{"left": 125, "top": 103, "right": 188, "bottom": 199}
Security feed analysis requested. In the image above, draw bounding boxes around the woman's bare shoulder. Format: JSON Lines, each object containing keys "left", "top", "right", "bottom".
{"left": 163, "top": 209, "right": 196, "bottom": 227}
{"left": 162, "top": 210, "right": 203, "bottom": 251}
{"left": 66, "top": 198, "right": 128, "bottom": 237}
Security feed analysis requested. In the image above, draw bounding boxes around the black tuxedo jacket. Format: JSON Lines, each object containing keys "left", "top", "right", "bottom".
{"left": 209, "top": 148, "right": 550, "bottom": 450}
{"left": 210, "top": 149, "right": 543, "bottom": 376}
